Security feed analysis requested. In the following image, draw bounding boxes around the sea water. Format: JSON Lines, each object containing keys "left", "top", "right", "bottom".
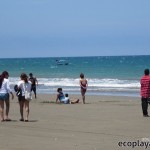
{"left": 0, "top": 55, "right": 150, "bottom": 97}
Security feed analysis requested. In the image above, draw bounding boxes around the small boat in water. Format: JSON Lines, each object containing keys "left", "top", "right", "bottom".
{"left": 56, "top": 59, "right": 69, "bottom": 65}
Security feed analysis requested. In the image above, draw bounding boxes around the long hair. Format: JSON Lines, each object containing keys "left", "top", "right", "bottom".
{"left": 20, "top": 73, "right": 28, "bottom": 83}
{"left": 0, "top": 71, "right": 9, "bottom": 88}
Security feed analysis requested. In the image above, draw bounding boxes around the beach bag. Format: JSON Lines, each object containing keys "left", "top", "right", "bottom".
{"left": 14, "top": 85, "right": 18, "bottom": 92}
{"left": 14, "top": 85, "right": 22, "bottom": 97}
{"left": 25, "top": 91, "right": 32, "bottom": 101}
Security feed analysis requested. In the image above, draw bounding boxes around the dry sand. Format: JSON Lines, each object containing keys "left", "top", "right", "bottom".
{"left": 0, "top": 94, "right": 150, "bottom": 150}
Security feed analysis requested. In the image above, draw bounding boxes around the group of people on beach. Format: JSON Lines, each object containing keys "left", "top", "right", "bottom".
{"left": 56, "top": 73, "right": 88, "bottom": 104}
{"left": 0, "top": 71, "right": 88, "bottom": 122}
{"left": 0, "top": 72, "right": 38, "bottom": 122}
{"left": 1, "top": 68, "right": 150, "bottom": 122}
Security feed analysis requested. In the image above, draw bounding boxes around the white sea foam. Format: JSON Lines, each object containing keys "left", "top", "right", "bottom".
{"left": 8, "top": 77, "right": 140, "bottom": 96}
{"left": 9, "top": 77, "right": 140, "bottom": 88}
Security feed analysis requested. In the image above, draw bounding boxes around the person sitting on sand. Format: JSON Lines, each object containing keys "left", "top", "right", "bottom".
{"left": 56, "top": 88, "right": 79, "bottom": 104}
{"left": 65, "top": 93, "right": 79, "bottom": 104}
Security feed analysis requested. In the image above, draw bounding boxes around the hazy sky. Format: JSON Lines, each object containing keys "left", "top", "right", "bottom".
{"left": 0, "top": 0, "right": 150, "bottom": 58}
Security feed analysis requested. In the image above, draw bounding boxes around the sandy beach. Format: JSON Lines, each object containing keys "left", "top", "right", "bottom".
{"left": 0, "top": 94, "right": 149, "bottom": 150}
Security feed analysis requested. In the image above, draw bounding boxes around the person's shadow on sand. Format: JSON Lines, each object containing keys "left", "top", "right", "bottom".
{"left": 27, "top": 120, "right": 38, "bottom": 122}
{"left": 5, "top": 120, "right": 39, "bottom": 122}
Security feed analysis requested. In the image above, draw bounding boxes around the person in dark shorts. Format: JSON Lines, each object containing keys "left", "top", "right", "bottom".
{"left": 17, "top": 73, "right": 32, "bottom": 122}
{"left": 29, "top": 73, "right": 38, "bottom": 99}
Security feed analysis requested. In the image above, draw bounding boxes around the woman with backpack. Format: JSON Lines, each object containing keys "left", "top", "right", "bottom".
{"left": 17, "top": 73, "right": 32, "bottom": 122}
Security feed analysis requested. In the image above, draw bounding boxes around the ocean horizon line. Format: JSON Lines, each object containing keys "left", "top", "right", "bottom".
{"left": 0, "top": 54, "right": 150, "bottom": 59}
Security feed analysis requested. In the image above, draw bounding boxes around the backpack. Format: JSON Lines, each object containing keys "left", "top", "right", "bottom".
{"left": 14, "top": 85, "right": 22, "bottom": 97}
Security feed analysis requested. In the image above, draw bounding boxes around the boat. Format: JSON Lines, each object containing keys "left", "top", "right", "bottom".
{"left": 56, "top": 59, "right": 69, "bottom": 65}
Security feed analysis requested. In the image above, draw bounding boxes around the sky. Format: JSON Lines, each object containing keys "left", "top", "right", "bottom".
{"left": 0, "top": 0, "right": 150, "bottom": 58}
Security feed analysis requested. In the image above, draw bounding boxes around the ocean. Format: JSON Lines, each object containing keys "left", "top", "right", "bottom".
{"left": 0, "top": 55, "right": 150, "bottom": 97}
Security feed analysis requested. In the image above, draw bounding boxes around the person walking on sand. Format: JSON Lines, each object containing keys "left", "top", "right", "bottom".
{"left": 0, "top": 71, "right": 14, "bottom": 122}
{"left": 17, "top": 73, "right": 32, "bottom": 122}
{"left": 140, "top": 69, "right": 150, "bottom": 117}
{"left": 79, "top": 73, "right": 88, "bottom": 104}
{"left": 29, "top": 73, "right": 38, "bottom": 99}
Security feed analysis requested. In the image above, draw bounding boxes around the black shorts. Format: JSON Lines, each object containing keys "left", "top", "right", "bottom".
{"left": 18, "top": 96, "right": 25, "bottom": 101}
{"left": 31, "top": 86, "right": 36, "bottom": 92}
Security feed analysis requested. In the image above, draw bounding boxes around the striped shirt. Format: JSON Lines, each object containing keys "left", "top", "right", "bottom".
{"left": 140, "top": 75, "right": 150, "bottom": 98}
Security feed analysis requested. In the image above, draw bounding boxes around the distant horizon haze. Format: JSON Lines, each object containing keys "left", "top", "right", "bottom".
{"left": 0, "top": 0, "right": 150, "bottom": 58}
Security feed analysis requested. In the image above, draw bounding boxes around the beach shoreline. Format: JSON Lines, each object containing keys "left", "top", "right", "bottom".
{"left": 1, "top": 94, "right": 149, "bottom": 150}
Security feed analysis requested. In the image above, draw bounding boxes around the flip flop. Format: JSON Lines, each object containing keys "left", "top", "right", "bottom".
{"left": 5, "top": 118, "right": 11, "bottom": 121}
{"left": 19, "top": 119, "right": 24, "bottom": 121}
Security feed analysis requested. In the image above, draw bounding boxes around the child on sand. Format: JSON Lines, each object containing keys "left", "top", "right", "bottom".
{"left": 65, "top": 93, "right": 79, "bottom": 104}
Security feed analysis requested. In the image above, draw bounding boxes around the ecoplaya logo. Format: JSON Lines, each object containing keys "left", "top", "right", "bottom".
{"left": 118, "top": 138, "right": 150, "bottom": 149}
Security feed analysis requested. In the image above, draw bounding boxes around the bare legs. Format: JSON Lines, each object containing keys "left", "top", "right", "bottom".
{"left": 19, "top": 99, "right": 29, "bottom": 121}
{"left": 19, "top": 100, "right": 24, "bottom": 120}
{"left": 24, "top": 100, "right": 29, "bottom": 121}
{"left": 70, "top": 99, "right": 80, "bottom": 104}
{"left": 81, "top": 90, "right": 86, "bottom": 104}
{"left": 82, "top": 95, "right": 85, "bottom": 104}
{"left": 0, "top": 99, "right": 11, "bottom": 121}
{"left": 0, "top": 100, "right": 4, "bottom": 121}
{"left": 5, "top": 99, "right": 10, "bottom": 120}
{"left": 34, "top": 91, "right": 36, "bottom": 99}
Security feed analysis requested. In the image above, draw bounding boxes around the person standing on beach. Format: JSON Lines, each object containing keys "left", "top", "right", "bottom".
{"left": 17, "top": 73, "right": 32, "bottom": 121}
{"left": 0, "top": 71, "right": 14, "bottom": 122}
{"left": 79, "top": 73, "right": 88, "bottom": 104}
{"left": 29, "top": 73, "right": 38, "bottom": 99}
{"left": 140, "top": 69, "right": 150, "bottom": 117}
